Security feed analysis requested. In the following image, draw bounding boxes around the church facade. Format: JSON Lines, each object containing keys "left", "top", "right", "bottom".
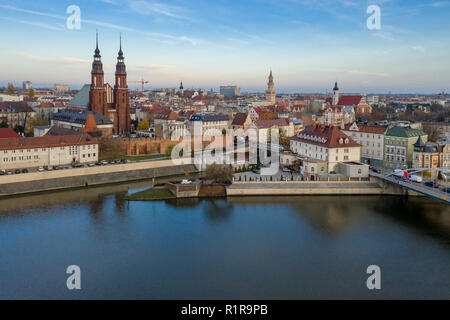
{"left": 89, "top": 34, "right": 130, "bottom": 134}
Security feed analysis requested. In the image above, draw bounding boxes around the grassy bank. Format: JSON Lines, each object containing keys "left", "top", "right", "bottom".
{"left": 125, "top": 187, "right": 175, "bottom": 201}
{"left": 122, "top": 154, "right": 166, "bottom": 161}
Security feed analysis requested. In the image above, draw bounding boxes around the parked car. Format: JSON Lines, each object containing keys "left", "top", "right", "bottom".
{"left": 6, "top": 171, "right": 13, "bottom": 175}
{"left": 45, "top": 165, "right": 53, "bottom": 171}
{"left": 0, "top": 170, "right": 5, "bottom": 176}
{"left": 100, "top": 160, "right": 108, "bottom": 165}
{"left": 181, "top": 179, "right": 192, "bottom": 185}
{"left": 109, "top": 160, "right": 116, "bottom": 165}
{"left": 281, "top": 175, "right": 288, "bottom": 181}
{"left": 73, "top": 163, "right": 84, "bottom": 168}
{"left": 88, "top": 163, "right": 95, "bottom": 167}
{"left": 282, "top": 168, "right": 291, "bottom": 173}
{"left": 38, "top": 167, "right": 45, "bottom": 172}
{"left": 441, "top": 187, "right": 450, "bottom": 193}
{"left": 120, "top": 159, "right": 129, "bottom": 164}
{"left": 22, "top": 169, "right": 28, "bottom": 173}
{"left": 53, "top": 166, "right": 60, "bottom": 170}
{"left": 252, "top": 168, "right": 261, "bottom": 174}
{"left": 409, "top": 175, "right": 423, "bottom": 183}
{"left": 14, "top": 169, "right": 21, "bottom": 174}
{"left": 255, "top": 177, "right": 261, "bottom": 182}
{"left": 425, "top": 181, "right": 437, "bottom": 188}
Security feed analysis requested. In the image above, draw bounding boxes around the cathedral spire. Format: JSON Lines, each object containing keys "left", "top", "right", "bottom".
{"left": 92, "top": 31, "right": 103, "bottom": 75}
{"left": 116, "top": 34, "right": 126, "bottom": 76}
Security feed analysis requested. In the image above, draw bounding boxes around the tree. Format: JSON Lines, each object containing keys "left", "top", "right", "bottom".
{"left": 137, "top": 120, "right": 150, "bottom": 131}
{"left": 28, "top": 88, "right": 35, "bottom": 98}
{"left": 204, "top": 163, "right": 234, "bottom": 185}
{"left": 422, "top": 125, "right": 440, "bottom": 142}
{"left": 6, "top": 83, "right": 15, "bottom": 95}
{"left": 26, "top": 115, "right": 49, "bottom": 136}
{"left": 0, "top": 121, "right": 7, "bottom": 128}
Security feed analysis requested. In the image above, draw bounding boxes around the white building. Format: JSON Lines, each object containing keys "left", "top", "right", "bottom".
{"left": 290, "top": 125, "right": 362, "bottom": 175}
{"left": 341, "top": 122, "right": 387, "bottom": 167}
{"left": 0, "top": 133, "right": 99, "bottom": 170}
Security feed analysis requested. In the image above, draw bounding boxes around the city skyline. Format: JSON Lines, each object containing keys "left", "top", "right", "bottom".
{"left": 0, "top": 0, "right": 449, "bottom": 93}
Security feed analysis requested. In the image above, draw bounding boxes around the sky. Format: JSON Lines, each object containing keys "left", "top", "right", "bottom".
{"left": 0, "top": 0, "right": 449, "bottom": 93}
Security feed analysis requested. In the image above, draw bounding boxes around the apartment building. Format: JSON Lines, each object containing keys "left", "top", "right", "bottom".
{"left": 290, "top": 125, "right": 361, "bottom": 175}
{"left": 342, "top": 122, "right": 387, "bottom": 167}
{"left": 384, "top": 125, "right": 428, "bottom": 169}
{"left": 0, "top": 133, "right": 99, "bottom": 170}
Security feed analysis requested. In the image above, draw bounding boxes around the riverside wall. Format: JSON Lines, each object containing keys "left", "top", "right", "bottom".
{"left": 0, "top": 160, "right": 199, "bottom": 197}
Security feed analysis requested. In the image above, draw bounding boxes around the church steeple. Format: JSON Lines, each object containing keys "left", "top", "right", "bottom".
{"left": 333, "top": 81, "right": 340, "bottom": 105}
{"left": 92, "top": 32, "right": 104, "bottom": 75}
{"left": 115, "top": 34, "right": 126, "bottom": 76}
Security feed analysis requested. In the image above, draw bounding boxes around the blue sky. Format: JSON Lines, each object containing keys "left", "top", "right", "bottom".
{"left": 0, "top": 0, "right": 449, "bottom": 93}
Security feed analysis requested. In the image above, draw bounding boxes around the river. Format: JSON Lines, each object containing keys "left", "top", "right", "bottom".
{"left": 0, "top": 180, "right": 449, "bottom": 299}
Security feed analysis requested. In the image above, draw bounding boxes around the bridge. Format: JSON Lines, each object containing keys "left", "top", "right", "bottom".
{"left": 371, "top": 167, "right": 450, "bottom": 205}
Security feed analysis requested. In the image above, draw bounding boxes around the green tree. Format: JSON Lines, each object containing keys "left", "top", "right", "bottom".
{"left": 28, "top": 88, "right": 35, "bottom": 98}
{"left": 6, "top": 83, "right": 15, "bottom": 95}
{"left": 26, "top": 115, "right": 49, "bottom": 136}
{"left": 137, "top": 120, "right": 150, "bottom": 131}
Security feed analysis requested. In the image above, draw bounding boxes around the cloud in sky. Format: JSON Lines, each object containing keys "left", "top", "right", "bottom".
{"left": 0, "top": 0, "right": 449, "bottom": 92}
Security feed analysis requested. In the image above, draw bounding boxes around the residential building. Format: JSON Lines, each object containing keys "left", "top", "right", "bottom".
{"left": 342, "top": 122, "right": 388, "bottom": 167}
{"left": 231, "top": 113, "right": 252, "bottom": 131}
{"left": 0, "top": 133, "right": 99, "bottom": 170}
{"left": 250, "top": 118, "right": 295, "bottom": 141}
{"left": 290, "top": 125, "right": 362, "bottom": 175}
{"left": 0, "top": 101, "right": 36, "bottom": 128}
{"left": 323, "top": 105, "right": 343, "bottom": 126}
{"left": 384, "top": 125, "right": 427, "bottom": 169}
{"left": 188, "top": 114, "right": 230, "bottom": 137}
{"left": 412, "top": 136, "right": 450, "bottom": 170}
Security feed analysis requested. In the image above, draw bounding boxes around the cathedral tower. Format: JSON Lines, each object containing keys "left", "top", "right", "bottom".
{"left": 114, "top": 35, "right": 130, "bottom": 134}
{"left": 89, "top": 32, "right": 106, "bottom": 115}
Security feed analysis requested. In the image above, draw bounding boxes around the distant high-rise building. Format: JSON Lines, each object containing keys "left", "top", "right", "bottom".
{"left": 23, "top": 81, "right": 32, "bottom": 90}
{"left": 265, "top": 70, "right": 276, "bottom": 104}
{"left": 220, "top": 86, "right": 240, "bottom": 98}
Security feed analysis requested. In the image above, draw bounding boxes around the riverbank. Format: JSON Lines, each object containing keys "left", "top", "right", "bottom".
{"left": 126, "top": 184, "right": 226, "bottom": 201}
{"left": 0, "top": 160, "right": 199, "bottom": 197}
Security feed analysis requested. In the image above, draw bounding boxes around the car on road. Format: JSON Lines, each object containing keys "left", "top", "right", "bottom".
{"left": 45, "top": 165, "right": 53, "bottom": 171}
{"left": 73, "top": 163, "right": 84, "bottom": 168}
{"left": 100, "top": 160, "right": 108, "bottom": 165}
{"left": 409, "top": 175, "right": 423, "bottom": 183}
{"left": 6, "top": 171, "right": 13, "bottom": 175}
{"left": 282, "top": 168, "right": 291, "bottom": 173}
{"left": 0, "top": 170, "right": 5, "bottom": 176}
{"left": 22, "top": 168, "right": 28, "bottom": 173}
{"left": 14, "top": 169, "right": 21, "bottom": 174}
{"left": 109, "top": 160, "right": 116, "bottom": 165}
{"left": 424, "top": 181, "right": 437, "bottom": 188}
{"left": 120, "top": 159, "right": 129, "bottom": 164}
{"left": 38, "top": 167, "right": 45, "bottom": 172}
{"left": 87, "top": 163, "right": 95, "bottom": 167}
{"left": 252, "top": 168, "right": 261, "bottom": 174}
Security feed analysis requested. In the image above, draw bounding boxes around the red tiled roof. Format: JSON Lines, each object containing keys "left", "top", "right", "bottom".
{"left": 0, "top": 128, "right": 21, "bottom": 139}
{"left": 343, "top": 124, "right": 387, "bottom": 134}
{"left": 232, "top": 113, "right": 249, "bottom": 126}
{"left": 338, "top": 96, "right": 363, "bottom": 106}
{"left": 0, "top": 134, "right": 97, "bottom": 151}
{"left": 291, "top": 125, "right": 361, "bottom": 148}
{"left": 255, "top": 118, "right": 291, "bottom": 129}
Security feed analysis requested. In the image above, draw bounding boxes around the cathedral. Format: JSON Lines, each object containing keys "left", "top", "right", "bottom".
{"left": 89, "top": 34, "right": 130, "bottom": 134}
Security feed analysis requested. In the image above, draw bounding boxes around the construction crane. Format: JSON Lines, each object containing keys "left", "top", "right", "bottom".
{"left": 129, "top": 79, "right": 150, "bottom": 92}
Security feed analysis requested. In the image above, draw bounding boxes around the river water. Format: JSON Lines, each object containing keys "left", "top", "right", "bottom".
{"left": 0, "top": 180, "right": 449, "bottom": 299}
